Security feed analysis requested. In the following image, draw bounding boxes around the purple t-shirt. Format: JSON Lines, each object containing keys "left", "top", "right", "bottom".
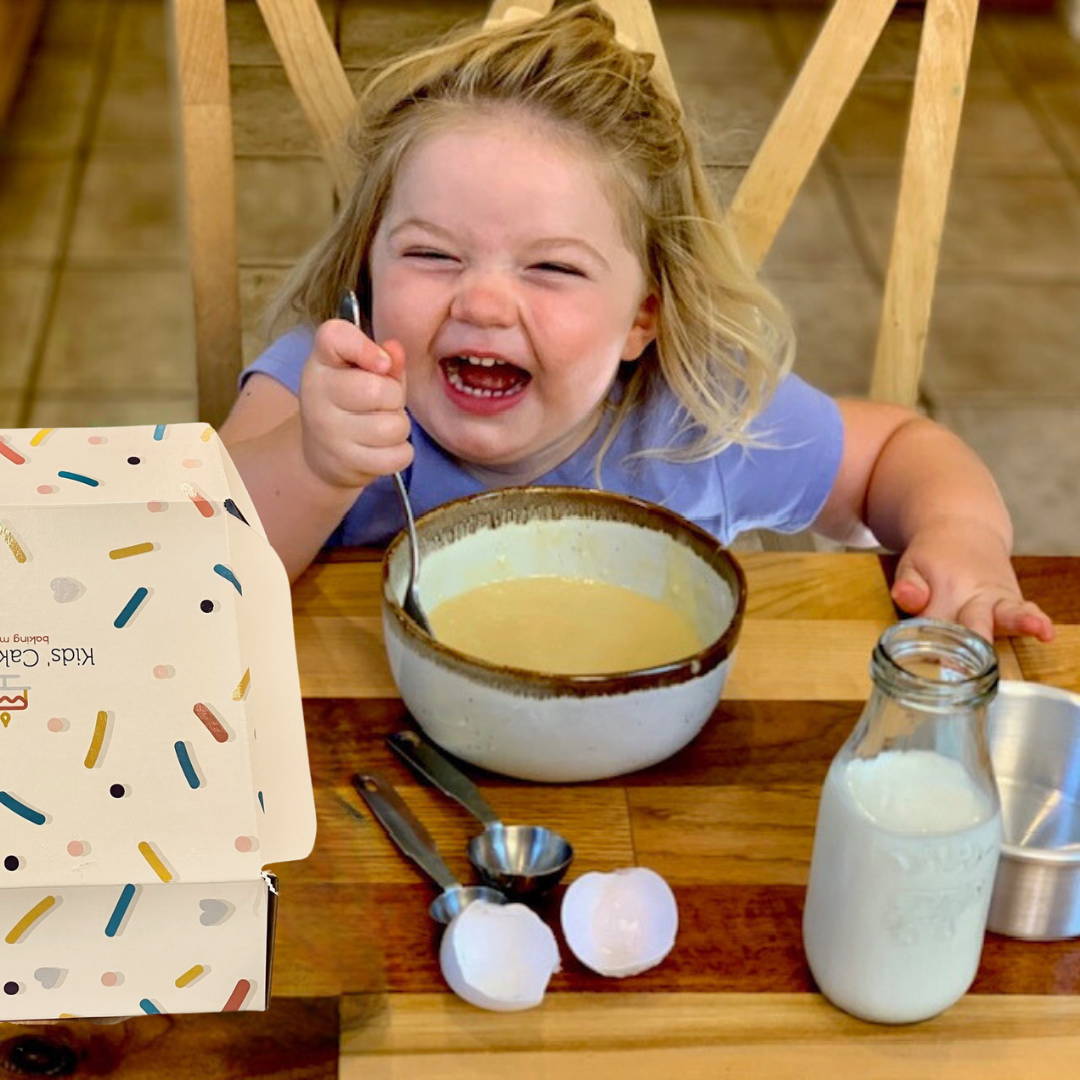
{"left": 243, "top": 327, "right": 843, "bottom": 548}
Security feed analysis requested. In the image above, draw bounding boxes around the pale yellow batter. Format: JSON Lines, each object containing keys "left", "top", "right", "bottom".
{"left": 430, "top": 575, "right": 704, "bottom": 675}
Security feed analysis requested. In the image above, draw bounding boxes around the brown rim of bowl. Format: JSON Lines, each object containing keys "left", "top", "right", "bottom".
{"left": 381, "top": 486, "right": 746, "bottom": 696}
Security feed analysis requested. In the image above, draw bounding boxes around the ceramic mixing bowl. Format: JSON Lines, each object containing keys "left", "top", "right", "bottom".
{"left": 381, "top": 487, "right": 745, "bottom": 782}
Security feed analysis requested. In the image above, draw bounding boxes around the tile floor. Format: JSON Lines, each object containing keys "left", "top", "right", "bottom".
{"left": 1, "top": 0, "right": 1078, "bottom": 552}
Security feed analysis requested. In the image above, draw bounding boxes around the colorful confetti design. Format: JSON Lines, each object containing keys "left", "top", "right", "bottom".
{"left": 83, "top": 711, "right": 108, "bottom": 768}
{"left": 0, "top": 440, "right": 25, "bottom": 465}
{"left": 174, "top": 741, "right": 201, "bottom": 789}
{"left": 222, "top": 979, "right": 252, "bottom": 1012}
{"left": 104, "top": 884, "right": 137, "bottom": 938}
{"left": 0, "top": 791, "right": 46, "bottom": 825}
{"left": 109, "top": 542, "right": 154, "bottom": 560}
{"left": 1, "top": 523, "right": 27, "bottom": 563}
{"left": 137, "top": 841, "right": 173, "bottom": 883}
{"left": 232, "top": 668, "right": 251, "bottom": 701}
{"left": 213, "top": 563, "right": 242, "bottom": 595}
{"left": 0, "top": 422, "right": 296, "bottom": 1016}
{"left": 5, "top": 896, "right": 57, "bottom": 944}
{"left": 57, "top": 470, "right": 99, "bottom": 487}
{"left": 175, "top": 964, "right": 206, "bottom": 988}
{"left": 114, "top": 587, "right": 149, "bottom": 628}
{"left": 223, "top": 498, "right": 249, "bottom": 525}
{"left": 193, "top": 703, "right": 228, "bottom": 743}
{"left": 153, "top": 424, "right": 167, "bottom": 441}
{"left": 182, "top": 483, "right": 214, "bottom": 518}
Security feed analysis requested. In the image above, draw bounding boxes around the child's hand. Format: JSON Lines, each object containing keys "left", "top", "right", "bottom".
{"left": 890, "top": 519, "right": 1054, "bottom": 644}
{"left": 298, "top": 319, "right": 412, "bottom": 489}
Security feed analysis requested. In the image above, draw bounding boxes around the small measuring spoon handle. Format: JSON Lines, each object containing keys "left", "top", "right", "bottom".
{"left": 388, "top": 732, "right": 501, "bottom": 828}
{"left": 352, "top": 773, "right": 458, "bottom": 891}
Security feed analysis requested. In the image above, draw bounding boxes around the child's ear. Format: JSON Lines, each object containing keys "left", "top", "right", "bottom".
{"left": 621, "top": 293, "right": 659, "bottom": 362}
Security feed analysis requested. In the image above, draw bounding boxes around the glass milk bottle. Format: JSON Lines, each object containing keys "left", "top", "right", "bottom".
{"left": 803, "top": 618, "right": 1002, "bottom": 1024}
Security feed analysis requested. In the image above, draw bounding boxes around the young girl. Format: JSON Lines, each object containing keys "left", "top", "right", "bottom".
{"left": 220, "top": 2, "right": 1052, "bottom": 646}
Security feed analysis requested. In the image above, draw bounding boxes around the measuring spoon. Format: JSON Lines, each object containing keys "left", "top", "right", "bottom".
{"left": 351, "top": 772, "right": 505, "bottom": 923}
{"left": 388, "top": 731, "right": 574, "bottom": 899}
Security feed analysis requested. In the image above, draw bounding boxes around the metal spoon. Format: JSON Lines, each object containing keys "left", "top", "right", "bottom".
{"left": 337, "top": 290, "right": 432, "bottom": 636}
{"left": 388, "top": 731, "right": 574, "bottom": 899}
{"left": 351, "top": 773, "right": 505, "bottom": 923}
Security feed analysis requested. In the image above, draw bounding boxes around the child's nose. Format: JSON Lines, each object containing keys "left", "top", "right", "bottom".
{"left": 449, "top": 270, "right": 517, "bottom": 328}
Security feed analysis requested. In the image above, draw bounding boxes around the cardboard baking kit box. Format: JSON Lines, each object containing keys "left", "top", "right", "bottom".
{"left": 0, "top": 423, "right": 316, "bottom": 1021}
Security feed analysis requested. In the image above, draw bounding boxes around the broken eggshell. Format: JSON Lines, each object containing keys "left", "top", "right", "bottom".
{"left": 560, "top": 866, "right": 678, "bottom": 977}
{"left": 439, "top": 900, "right": 561, "bottom": 1011}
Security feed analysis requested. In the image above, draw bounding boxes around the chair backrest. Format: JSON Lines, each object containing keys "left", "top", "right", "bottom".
{"left": 171, "top": 0, "right": 979, "bottom": 428}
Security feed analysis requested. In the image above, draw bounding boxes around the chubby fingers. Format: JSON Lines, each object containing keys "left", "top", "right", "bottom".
{"left": 313, "top": 318, "right": 393, "bottom": 376}
{"left": 381, "top": 338, "right": 407, "bottom": 384}
{"left": 951, "top": 594, "right": 1055, "bottom": 644}
{"left": 988, "top": 597, "right": 1054, "bottom": 643}
{"left": 890, "top": 565, "right": 931, "bottom": 615}
{"left": 300, "top": 323, "right": 412, "bottom": 488}
{"left": 310, "top": 326, "right": 406, "bottom": 414}
{"left": 890, "top": 561, "right": 1055, "bottom": 643}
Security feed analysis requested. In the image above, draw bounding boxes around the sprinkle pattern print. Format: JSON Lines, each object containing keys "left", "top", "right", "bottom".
{"left": 5, "top": 896, "right": 57, "bottom": 944}
{"left": 0, "top": 439, "right": 25, "bottom": 465}
{"left": 1, "top": 523, "right": 27, "bottom": 563}
{"left": 0, "top": 424, "right": 294, "bottom": 1021}
{"left": 104, "top": 884, "right": 137, "bottom": 937}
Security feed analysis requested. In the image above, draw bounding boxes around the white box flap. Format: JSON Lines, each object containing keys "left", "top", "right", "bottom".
{"left": 0, "top": 424, "right": 316, "bottom": 889}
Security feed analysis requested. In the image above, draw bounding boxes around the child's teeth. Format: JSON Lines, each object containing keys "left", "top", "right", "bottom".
{"left": 465, "top": 356, "right": 497, "bottom": 368}
{"left": 446, "top": 364, "right": 518, "bottom": 398}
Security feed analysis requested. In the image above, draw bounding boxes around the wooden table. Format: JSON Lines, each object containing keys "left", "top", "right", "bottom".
{"left": 2, "top": 552, "right": 1077, "bottom": 1078}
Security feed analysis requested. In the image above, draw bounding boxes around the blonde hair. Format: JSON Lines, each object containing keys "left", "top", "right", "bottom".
{"left": 269, "top": 2, "right": 794, "bottom": 464}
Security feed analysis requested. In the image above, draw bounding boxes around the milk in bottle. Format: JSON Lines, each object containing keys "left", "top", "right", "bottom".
{"left": 803, "top": 619, "right": 1002, "bottom": 1024}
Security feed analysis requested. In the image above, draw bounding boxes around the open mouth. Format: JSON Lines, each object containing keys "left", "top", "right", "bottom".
{"left": 440, "top": 355, "right": 532, "bottom": 400}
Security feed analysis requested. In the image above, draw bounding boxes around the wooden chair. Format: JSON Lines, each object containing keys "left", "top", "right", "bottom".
{"left": 171, "top": 0, "right": 979, "bottom": 428}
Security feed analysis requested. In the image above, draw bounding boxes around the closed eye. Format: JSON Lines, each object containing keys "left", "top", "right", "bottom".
{"left": 532, "top": 262, "right": 584, "bottom": 276}
{"left": 404, "top": 249, "right": 457, "bottom": 262}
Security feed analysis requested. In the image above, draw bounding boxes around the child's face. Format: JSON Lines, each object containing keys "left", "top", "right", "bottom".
{"left": 368, "top": 116, "right": 656, "bottom": 480}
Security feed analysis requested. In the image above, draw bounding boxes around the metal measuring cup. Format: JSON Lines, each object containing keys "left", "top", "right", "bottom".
{"left": 351, "top": 773, "right": 505, "bottom": 923}
{"left": 388, "top": 731, "right": 574, "bottom": 899}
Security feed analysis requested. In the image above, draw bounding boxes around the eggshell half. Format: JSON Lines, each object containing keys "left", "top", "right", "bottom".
{"left": 439, "top": 900, "right": 561, "bottom": 1011}
{"left": 560, "top": 866, "right": 678, "bottom": 977}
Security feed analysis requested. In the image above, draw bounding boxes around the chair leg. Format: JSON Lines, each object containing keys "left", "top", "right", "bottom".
{"left": 169, "top": 0, "right": 243, "bottom": 429}
{"left": 870, "top": 0, "right": 980, "bottom": 406}
{"left": 256, "top": 0, "right": 356, "bottom": 199}
{"left": 484, "top": 1, "right": 554, "bottom": 28}
{"left": 593, "top": 0, "right": 678, "bottom": 101}
{"left": 729, "top": 0, "right": 896, "bottom": 271}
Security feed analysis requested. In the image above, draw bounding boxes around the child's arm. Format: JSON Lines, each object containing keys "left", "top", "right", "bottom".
{"left": 812, "top": 400, "right": 1054, "bottom": 643}
{"left": 219, "top": 321, "right": 412, "bottom": 583}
